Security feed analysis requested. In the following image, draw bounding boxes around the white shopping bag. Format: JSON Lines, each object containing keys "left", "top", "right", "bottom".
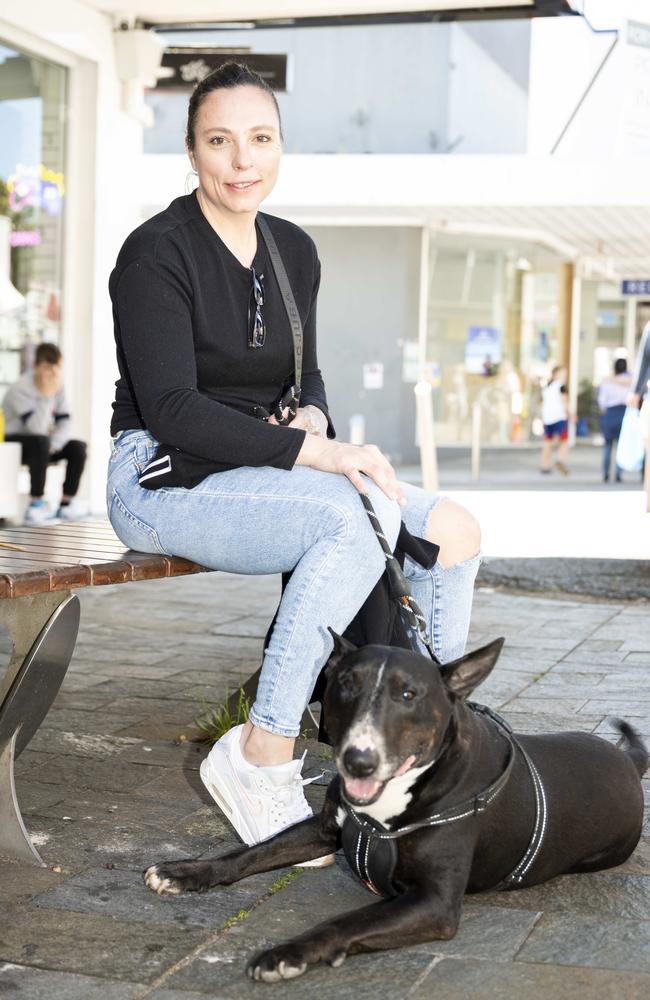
{"left": 616, "top": 407, "right": 645, "bottom": 472}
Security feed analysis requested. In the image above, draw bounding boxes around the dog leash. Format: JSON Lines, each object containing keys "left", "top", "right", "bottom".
{"left": 359, "top": 494, "right": 441, "bottom": 665}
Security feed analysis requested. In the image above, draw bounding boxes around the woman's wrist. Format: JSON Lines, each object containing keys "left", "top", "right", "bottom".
{"left": 295, "top": 432, "right": 333, "bottom": 467}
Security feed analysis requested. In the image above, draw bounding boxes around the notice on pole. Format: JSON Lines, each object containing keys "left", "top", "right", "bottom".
{"left": 464, "top": 326, "right": 502, "bottom": 374}
{"left": 363, "top": 362, "right": 384, "bottom": 390}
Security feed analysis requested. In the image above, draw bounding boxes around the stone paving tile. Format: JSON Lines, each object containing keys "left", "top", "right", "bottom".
{"left": 15, "top": 779, "right": 66, "bottom": 815}
{"left": 494, "top": 646, "right": 564, "bottom": 663}
{"left": 0, "top": 907, "right": 207, "bottom": 985}
{"left": 35, "top": 707, "right": 149, "bottom": 735}
{"left": 33, "top": 865, "right": 294, "bottom": 932}
{"left": 595, "top": 716, "right": 650, "bottom": 736}
{"left": 14, "top": 750, "right": 63, "bottom": 777}
{"left": 50, "top": 688, "right": 118, "bottom": 711}
{"left": 19, "top": 785, "right": 218, "bottom": 836}
{"left": 466, "top": 671, "right": 533, "bottom": 708}
{"left": 479, "top": 873, "right": 650, "bottom": 920}
{"left": 166, "top": 951, "right": 437, "bottom": 1000}
{"left": 410, "top": 957, "right": 650, "bottom": 1000}
{"left": 30, "top": 754, "right": 167, "bottom": 793}
{"left": 87, "top": 677, "right": 202, "bottom": 701}
{"left": 496, "top": 712, "right": 601, "bottom": 735}
{"left": 0, "top": 859, "right": 68, "bottom": 904}
{"left": 503, "top": 696, "right": 589, "bottom": 714}
{"left": 493, "top": 655, "right": 558, "bottom": 674}
{"left": 17, "top": 812, "right": 220, "bottom": 873}
{"left": 580, "top": 700, "right": 650, "bottom": 717}
{"left": 28, "top": 728, "right": 145, "bottom": 760}
{"left": 557, "top": 649, "right": 631, "bottom": 666}
{"left": 517, "top": 911, "right": 650, "bottom": 973}
{"left": 100, "top": 697, "right": 206, "bottom": 723}
{"left": 0, "top": 964, "right": 140, "bottom": 1000}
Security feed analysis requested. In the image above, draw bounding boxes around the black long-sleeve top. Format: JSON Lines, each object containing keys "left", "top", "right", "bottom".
{"left": 109, "top": 192, "right": 334, "bottom": 472}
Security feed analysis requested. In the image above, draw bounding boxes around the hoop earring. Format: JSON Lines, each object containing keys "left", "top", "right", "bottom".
{"left": 184, "top": 170, "right": 198, "bottom": 195}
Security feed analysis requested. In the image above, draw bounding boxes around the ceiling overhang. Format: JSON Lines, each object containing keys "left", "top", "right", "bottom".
{"left": 79, "top": 1, "right": 579, "bottom": 30}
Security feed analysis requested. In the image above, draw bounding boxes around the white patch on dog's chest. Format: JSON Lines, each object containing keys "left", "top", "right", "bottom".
{"left": 358, "top": 764, "right": 430, "bottom": 827}
{"left": 336, "top": 807, "right": 347, "bottom": 828}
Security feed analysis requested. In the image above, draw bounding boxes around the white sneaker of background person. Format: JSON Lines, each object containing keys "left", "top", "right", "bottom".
{"left": 200, "top": 724, "right": 334, "bottom": 867}
{"left": 24, "top": 498, "right": 55, "bottom": 525}
{"left": 56, "top": 498, "right": 89, "bottom": 521}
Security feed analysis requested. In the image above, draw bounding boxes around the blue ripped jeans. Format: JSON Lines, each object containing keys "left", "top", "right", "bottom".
{"left": 107, "top": 430, "right": 480, "bottom": 738}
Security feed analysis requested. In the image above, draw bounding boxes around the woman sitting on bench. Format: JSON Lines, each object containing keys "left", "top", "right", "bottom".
{"left": 107, "top": 63, "right": 481, "bottom": 860}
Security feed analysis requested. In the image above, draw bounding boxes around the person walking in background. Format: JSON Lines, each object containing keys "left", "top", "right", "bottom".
{"left": 540, "top": 364, "right": 572, "bottom": 475}
{"left": 3, "top": 343, "right": 87, "bottom": 523}
{"left": 597, "top": 358, "right": 632, "bottom": 483}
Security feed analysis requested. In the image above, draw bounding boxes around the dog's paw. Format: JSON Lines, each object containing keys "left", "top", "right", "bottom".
{"left": 143, "top": 860, "right": 214, "bottom": 895}
{"left": 246, "top": 943, "right": 347, "bottom": 982}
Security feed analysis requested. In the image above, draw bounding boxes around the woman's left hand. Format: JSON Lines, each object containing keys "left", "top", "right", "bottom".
{"left": 269, "top": 405, "right": 328, "bottom": 437}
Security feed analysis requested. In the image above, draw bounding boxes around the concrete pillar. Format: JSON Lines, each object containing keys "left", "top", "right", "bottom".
{"left": 557, "top": 261, "right": 574, "bottom": 369}
{"left": 625, "top": 298, "right": 637, "bottom": 365}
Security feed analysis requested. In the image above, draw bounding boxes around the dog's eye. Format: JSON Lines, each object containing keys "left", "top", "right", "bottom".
{"left": 402, "top": 689, "right": 416, "bottom": 702}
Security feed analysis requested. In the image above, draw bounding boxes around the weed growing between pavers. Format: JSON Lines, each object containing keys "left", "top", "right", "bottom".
{"left": 193, "top": 688, "right": 251, "bottom": 744}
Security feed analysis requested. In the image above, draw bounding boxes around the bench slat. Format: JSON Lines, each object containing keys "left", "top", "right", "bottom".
{"left": 0, "top": 520, "right": 207, "bottom": 598}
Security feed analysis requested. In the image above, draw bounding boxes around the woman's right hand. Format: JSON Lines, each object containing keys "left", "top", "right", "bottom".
{"left": 295, "top": 436, "right": 406, "bottom": 505}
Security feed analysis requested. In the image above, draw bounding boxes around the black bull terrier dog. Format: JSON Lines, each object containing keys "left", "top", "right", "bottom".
{"left": 144, "top": 635, "right": 648, "bottom": 982}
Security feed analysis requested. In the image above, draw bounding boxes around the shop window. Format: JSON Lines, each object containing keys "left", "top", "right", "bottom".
{"left": 0, "top": 42, "right": 66, "bottom": 395}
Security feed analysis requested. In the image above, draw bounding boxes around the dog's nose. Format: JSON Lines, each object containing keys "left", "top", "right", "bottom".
{"left": 343, "top": 746, "right": 379, "bottom": 777}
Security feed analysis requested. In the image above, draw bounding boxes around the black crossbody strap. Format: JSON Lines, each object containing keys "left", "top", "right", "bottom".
{"left": 257, "top": 215, "right": 303, "bottom": 419}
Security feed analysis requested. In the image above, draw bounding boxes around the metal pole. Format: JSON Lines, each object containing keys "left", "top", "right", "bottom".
{"left": 471, "top": 401, "right": 481, "bottom": 482}
{"left": 415, "top": 381, "right": 438, "bottom": 492}
{"left": 568, "top": 268, "right": 582, "bottom": 446}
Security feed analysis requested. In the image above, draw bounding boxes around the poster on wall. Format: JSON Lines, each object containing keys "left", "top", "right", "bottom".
{"left": 464, "top": 326, "right": 502, "bottom": 375}
{"left": 363, "top": 362, "right": 384, "bottom": 390}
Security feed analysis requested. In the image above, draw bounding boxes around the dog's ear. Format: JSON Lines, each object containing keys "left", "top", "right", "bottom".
{"left": 326, "top": 628, "right": 357, "bottom": 670}
{"left": 439, "top": 637, "right": 505, "bottom": 700}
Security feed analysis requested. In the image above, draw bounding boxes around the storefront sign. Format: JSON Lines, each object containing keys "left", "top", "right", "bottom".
{"left": 628, "top": 21, "right": 650, "bottom": 50}
{"left": 465, "top": 326, "right": 502, "bottom": 374}
{"left": 156, "top": 50, "right": 288, "bottom": 90}
{"left": 621, "top": 279, "right": 650, "bottom": 295}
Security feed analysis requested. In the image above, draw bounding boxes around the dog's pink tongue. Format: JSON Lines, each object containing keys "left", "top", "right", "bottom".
{"left": 344, "top": 777, "right": 381, "bottom": 802}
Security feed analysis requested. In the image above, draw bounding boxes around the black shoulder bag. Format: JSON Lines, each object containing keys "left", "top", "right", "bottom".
{"left": 138, "top": 215, "right": 303, "bottom": 490}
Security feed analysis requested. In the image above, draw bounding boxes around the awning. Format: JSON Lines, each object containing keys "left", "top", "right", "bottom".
{"left": 81, "top": 2, "right": 579, "bottom": 29}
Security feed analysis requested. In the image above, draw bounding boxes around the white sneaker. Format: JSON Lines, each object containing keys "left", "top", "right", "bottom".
{"left": 200, "top": 724, "right": 334, "bottom": 866}
{"left": 56, "top": 500, "right": 89, "bottom": 521}
{"left": 24, "top": 499, "right": 55, "bottom": 525}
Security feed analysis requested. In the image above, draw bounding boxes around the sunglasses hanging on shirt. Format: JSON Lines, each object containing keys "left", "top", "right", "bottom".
{"left": 248, "top": 267, "right": 265, "bottom": 349}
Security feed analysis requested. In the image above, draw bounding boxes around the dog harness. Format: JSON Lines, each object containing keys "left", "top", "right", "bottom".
{"left": 340, "top": 704, "right": 548, "bottom": 898}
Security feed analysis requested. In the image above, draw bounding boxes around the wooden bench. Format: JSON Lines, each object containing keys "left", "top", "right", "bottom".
{"left": 0, "top": 519, "right": 208, "bottom": 866}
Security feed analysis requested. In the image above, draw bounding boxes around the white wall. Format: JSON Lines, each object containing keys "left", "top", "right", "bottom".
{"left": 139, "top": 152, "right": 650, "bottom": 218}
{"left": 0, "top": 3, "right": 145, "bottom": 513}
{"left": 528, "top": 0, "right": 650, "bottom": 156}
{"left": 448, "top": 24, "right": 528, "bottom": 155}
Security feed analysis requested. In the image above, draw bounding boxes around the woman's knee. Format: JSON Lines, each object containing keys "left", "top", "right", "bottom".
{"left": 426, "top": 499, "right": 481, "bottom": 569}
